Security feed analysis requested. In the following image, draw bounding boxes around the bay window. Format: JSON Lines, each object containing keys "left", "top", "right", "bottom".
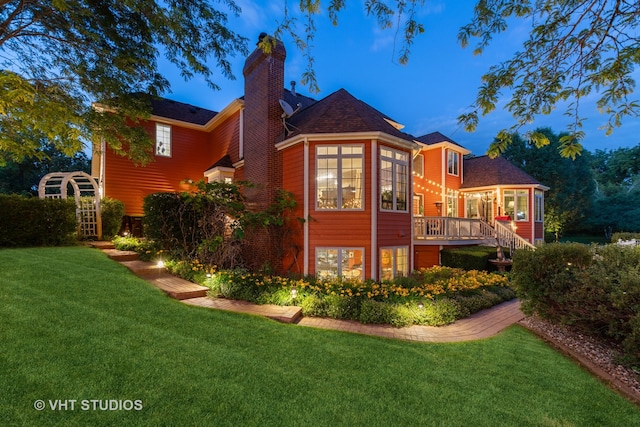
{"left": 316, "top": 248, "right": 364, "bottom": 279}
{"left": 316, "top": 145, "right": 363, "bottom": 210}
{"left": 504, "top": 190, "right": 529, "bottom": 221}
{"left": 380, "top": 147, "right": 408, "bottom": 211}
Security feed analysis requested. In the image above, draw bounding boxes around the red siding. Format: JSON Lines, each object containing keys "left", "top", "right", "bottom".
{"left": 208, "top": 111, "right": 240, "bottom": 165}
{"left": 104, "top": 121, "right": 211, "bottom": 216}
{"left": 281, "top": 144, "right": 305, "bottom": 275}
{"left": 307, "top": 140, "right": 373, "bottom": 277}
{"left": 414, "top": 246, "right": 440, "bottom": 269}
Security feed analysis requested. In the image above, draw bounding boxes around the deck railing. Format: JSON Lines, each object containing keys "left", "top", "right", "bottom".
{"left": 413, "top": 217, "right": 495, "bottom": 241}
{"left": 494, "top": 220, "right": 536, "bottom": 250}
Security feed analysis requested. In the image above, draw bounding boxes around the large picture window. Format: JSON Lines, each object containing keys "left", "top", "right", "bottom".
{"left": 316, "top": 145, "right": 363, "bottom": 210}
{"left": 380, "top": 147, "right": 408, "bottom": 211}
{"left": 447, "top": 150, "right": 459, "bottom": 176}
{"left": 380, "top": 247, "right": 408, "bottom": 281}
{"left": 155, "top": 123, "right": 171, "bottom": 157}
{"left": 316, "top": 248, "right": 364, "bottom": 279}
{"left": 504, "top": 190, "right": 529, "bottom": 221}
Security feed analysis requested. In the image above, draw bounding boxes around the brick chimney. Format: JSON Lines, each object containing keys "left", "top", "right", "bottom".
{"left": 242, "top": 33, "right": 286, "bottom": 272}
{"left": 242, "top": 33, "right": 286, "bottom": 209}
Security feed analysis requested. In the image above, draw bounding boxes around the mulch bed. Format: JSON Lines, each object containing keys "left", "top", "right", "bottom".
{"left": 519, "top": 316, "right": 640, "bottom": 406}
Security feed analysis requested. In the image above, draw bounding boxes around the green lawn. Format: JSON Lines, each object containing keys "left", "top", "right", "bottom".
{"left": 1, "top": 246, "right": 639, "bottom": 426}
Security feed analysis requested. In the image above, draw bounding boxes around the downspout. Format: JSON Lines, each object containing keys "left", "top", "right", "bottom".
{"left": 100, "top": 137, "right": 106, "bottom": 198}
{"left": 239, "top": 108, "right": 244, "bottom": 160}
{"left": 303, "top": 137, "right": 309, "bottom": 275}
{"left": 371, "top": 139, "right": 378, "bottom": 280}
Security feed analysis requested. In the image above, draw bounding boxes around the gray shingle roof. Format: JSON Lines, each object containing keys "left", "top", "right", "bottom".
{"left": 461, "top": 156, "right": 543, "bottom": 188}
{"left": 286, "top": 88, "right": 416, "bottom": 142}
{"left": 415, "top": 132, "right": 466, "bottom": 149}
{"left": 149, "top": 97, "right": 218, "bottom": 125}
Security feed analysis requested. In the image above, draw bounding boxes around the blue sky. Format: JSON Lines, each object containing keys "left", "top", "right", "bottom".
{"left": 161, "top": 1, "right": 640, "bottom": 156}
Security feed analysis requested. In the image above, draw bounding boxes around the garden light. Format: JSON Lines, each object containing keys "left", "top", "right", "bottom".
{"left": 157, "top": 260, "right": 165, "bottom": 268}
{"left": 291, "top": 287, "right": 298, "bottom": 299}
{"left": 418, "top": 302, "right": 424, "bottom": 309}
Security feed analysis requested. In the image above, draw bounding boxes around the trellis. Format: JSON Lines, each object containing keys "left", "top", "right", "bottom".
{"left": 38, "top": 171, "right": 102, "bottom": 239}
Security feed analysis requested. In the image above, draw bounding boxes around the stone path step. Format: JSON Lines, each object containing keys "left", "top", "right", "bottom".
{"left": 148, "top": 275, "right": 209, "bottom": 300}
{"left": 119, "top": 259, "right": 166, "bottom": 277}
{"left": 183, "top": 297, "right": 303, "bottom": 324}
{"left": 102, "top": 249, "right": 140, "bottom": 262}
{"left": 89, "top": 241, "right": 116, "bottom": 250}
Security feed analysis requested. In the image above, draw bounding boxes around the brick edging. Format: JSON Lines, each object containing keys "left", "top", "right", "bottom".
{"left": 518, "top": 320, "right": 640, "bottom": 407}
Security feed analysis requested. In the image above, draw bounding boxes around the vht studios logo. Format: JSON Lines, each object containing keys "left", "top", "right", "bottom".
{"left": 34, "top": 399, "right": 143, "bottom": 411}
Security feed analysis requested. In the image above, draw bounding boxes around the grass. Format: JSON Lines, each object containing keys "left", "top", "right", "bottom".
{"left": 1, "top": 246, "right": 639, "bottom": 426}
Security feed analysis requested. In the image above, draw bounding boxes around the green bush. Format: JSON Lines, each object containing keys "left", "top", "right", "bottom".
{"left": 0, "top": 194, "right": 77, "bottom": 247}
{"left": 359, "top": 300, "right": 393, "bottom": 324}
{"left": 512, "top": 242, "right": 640, "bottom": 365}
{"left": 100, "top": 197, "right": 125, "bottom": 240}
{"left": 441, "top": 246, "right": 501, "bottom": 271}
{"left": 611, "top": 232, "right": 640, "bottom": 243}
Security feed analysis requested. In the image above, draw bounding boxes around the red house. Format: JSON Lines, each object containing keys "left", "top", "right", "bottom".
{"left": 92, "top": 36, "right": 547, "bottom": 280}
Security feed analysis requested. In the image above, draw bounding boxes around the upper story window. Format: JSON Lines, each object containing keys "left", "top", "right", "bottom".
{"left": 447, "top": 150, "right": 459, "bottom": 176}
{"left": 413, "top": 153, "right": 424, "bottom": 177}
{"left": 534, "top": 190, "right": 544, "bottom": 222}
{"left": 155, "top": 123, "right": 172, "bottom": 157}
{"left": 380, "top": 147, "right": 409, "bottom": 212}
{"left": 504, "top": 189, "right": 529, "bottom": 221}
{"left": 316, "top": 145, "right": 364, "bottom": 210}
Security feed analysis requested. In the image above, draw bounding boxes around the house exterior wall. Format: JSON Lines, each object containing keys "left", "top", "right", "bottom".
{"left": 281, "top": 143, "right": 305, "bottom": 275}
{"left": 103, "top": 120, "right": 211, "bottom": 216}
{"left": 208, "top": 110, "right": 241, "bottom": 165}
{"left": 415, "top": 147, "right": 445, "bottom": 216}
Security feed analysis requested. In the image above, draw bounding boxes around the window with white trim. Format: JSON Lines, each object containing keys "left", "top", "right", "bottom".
{"left": 380, "top": 147, "right": 409, "bottom": 211}
{"left": 535, "top": 190, "right": 544, "bottom": 222}
{"left": 447, "top": 150, "right": 459, "bottom": 176}
{"left": 446, "top": 189, "right": 458, "bottom": 217}
{"left": 504, "top": 190, "right": 529, "bottom": 221}
{"left": 316, "top": 248, "right": 364, "bottom": 279}
{"left": 316, "top": 145, "right": 363, "bottom": 210}
{"left": 380, "top": 247, "right": 408, "bottom": 281}
{"left": 155, "top": 123, "right": 171, "bottom": 157}
{"left": 413, "top": 194, "right": 424, "bottom": 216}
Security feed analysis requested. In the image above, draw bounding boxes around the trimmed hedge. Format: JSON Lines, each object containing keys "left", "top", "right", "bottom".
{"left": 441, "top": 246, "right": 505, "bottom": 271}
{"left": 0, "top": 194, "right": 77, "bottom": 247}
{"left": 512, "top": 243, "right": 640, "bottom": 365}
{"left": 100, "top": 197, "right": 125, "bottom": 240}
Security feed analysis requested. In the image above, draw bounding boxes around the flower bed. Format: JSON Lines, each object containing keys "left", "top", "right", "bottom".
{"left": 114, "top": 237, "right": 515, "bottom": 327}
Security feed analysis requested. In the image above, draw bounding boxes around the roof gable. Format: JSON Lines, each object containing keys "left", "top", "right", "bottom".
{"left": 286, "top": 88, "right": 416, "bottom": 142}
{"left": 462, "top": 156, "right": 544, "bottom": 188}
{"left": 415, "top": 131, "right": 466, "bottom": 150}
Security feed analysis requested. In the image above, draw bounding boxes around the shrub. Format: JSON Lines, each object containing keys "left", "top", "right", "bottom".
{"left": 360, "top": 300, "right": 393, "bottom": 324}
{"left": 0, "top": 194, "right": 77, "bottom": 247}
{"left": 512, "top": 242, "right": 640, "bottom": 365}
{"left": 611, "top": 232, "right": 640, "bottom": 243}
{"left": 100, "top": 197, "right": 125, "bottom": 240}
{"left": 441, "top": 246, "right": 500, "bottom": 271}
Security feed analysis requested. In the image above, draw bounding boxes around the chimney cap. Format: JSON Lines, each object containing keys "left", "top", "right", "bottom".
{"left": 258, "top": 32, "right": 268, "bottom": 44}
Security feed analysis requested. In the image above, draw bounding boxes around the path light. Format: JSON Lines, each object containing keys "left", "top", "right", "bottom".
{"left": 157, "top": 260, "right": 165, "bottom": 268}
{"left": 418, "top": 302, "right": 424, "bottom": 309}
{"left": 206, "top": 273, "right": 212, "bottom": 278}
{"left": 291, "top": 287, "right": 298, "bottom": 299}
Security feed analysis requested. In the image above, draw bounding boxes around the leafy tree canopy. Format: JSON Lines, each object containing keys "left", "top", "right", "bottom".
{"left": 0, "top": 0, "right": 247, "bottom": 166}
{"left": 457, "top": 0, "right": 640, "bottom": 159}
{"left": 501, "top": 127, "right": 595, "bottom": 239}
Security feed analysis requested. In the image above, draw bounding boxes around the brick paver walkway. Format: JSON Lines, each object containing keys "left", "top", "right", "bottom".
{"left": 91, "top": 242, "right": 525, "bottom": 343}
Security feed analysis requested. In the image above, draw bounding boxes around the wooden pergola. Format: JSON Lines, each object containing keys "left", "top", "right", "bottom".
{"left": 38, "top": 171, "right": 102, "bottom": 239}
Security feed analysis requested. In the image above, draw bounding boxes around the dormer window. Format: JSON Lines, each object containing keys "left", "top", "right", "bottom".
{"left": 447, "top": 150, "right": 459, "bottom": 176}
{"left": 155, "top": 123, "right": 172, "bottom": 157}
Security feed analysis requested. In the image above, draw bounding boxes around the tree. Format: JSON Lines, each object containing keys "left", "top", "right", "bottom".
{"left": 0, "top": 0, "right": 247, "bottom": 166}
{"left": 501, "top": 128, "right": 596, "bottom": 240}
{"left": 0, "top": 137, "right": 90, "bottom": 195}
{"left": 583, "top": 145, "right": 640, "bottom": 234}
{"left": 457, "top": 0, "right": 640, "bottom": 159}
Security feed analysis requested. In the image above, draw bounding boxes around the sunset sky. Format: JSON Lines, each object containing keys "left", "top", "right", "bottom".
{"left": 159, "top": 1, "right": 640, "bottom": 156}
